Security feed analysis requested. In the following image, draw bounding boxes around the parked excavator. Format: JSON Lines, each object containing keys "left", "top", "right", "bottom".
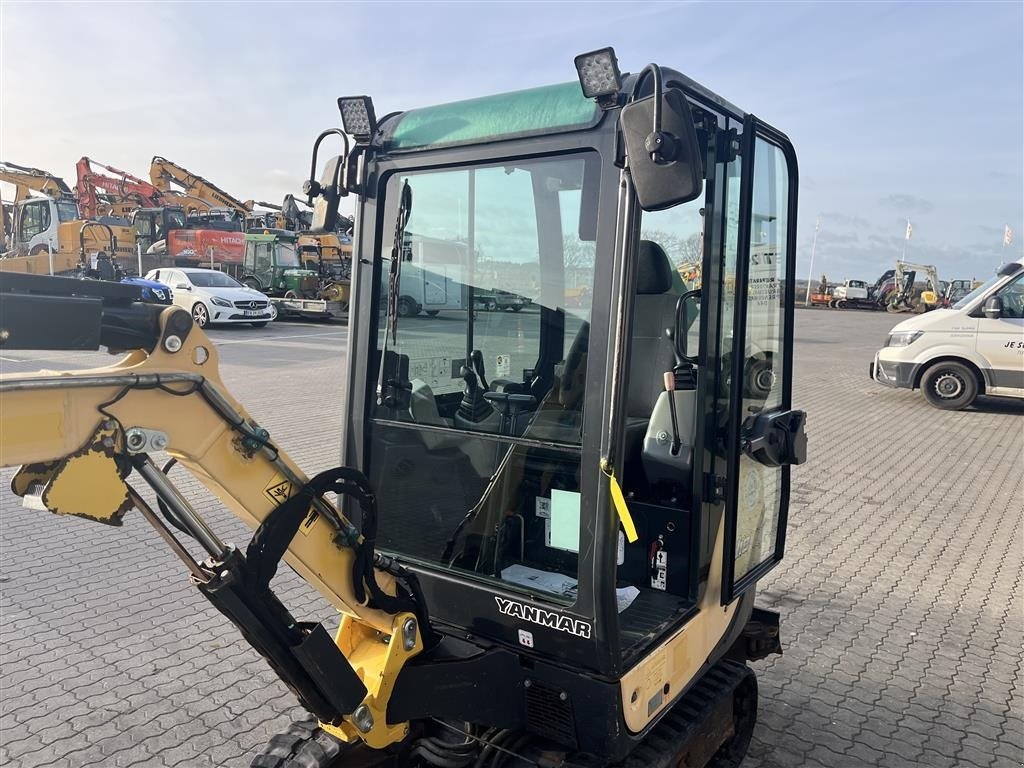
{"left": 75, "top": 156, "right": 211, "bottom": 219}
{"left": 149, "top": 155, "right": 254, "bottom": 219}
{"left": 75, "top": 157, "right": 245, "bottom": 272}
{"left": 0, "top": 48, "right": 806, "bottom": 768}
{"left": 0, "top": 161, "right": 135, "bottom": 274}
{"left": 888, "top": 260, "right": 941, "bottom": 313}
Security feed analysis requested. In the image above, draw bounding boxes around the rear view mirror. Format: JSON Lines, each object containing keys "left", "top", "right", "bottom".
{"left": 620, "top": 88, "right": 703, "bottom": 211}
{"left": 983, "top": 295, "right": 1003, "bottom": 319}
{"left": 309, "top": 155, "right": 344, "bottom": 233}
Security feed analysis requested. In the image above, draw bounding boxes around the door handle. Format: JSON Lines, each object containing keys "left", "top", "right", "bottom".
{"left": 740, "top": 408, "right": 807, "bottom": 467}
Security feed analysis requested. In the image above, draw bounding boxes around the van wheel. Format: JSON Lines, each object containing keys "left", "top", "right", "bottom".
{"left": 744, "top": 357, "right": 775, "bottom": 399}
{"left": 397, "top": 297, "right": 418, "bottom": 317}
{"left": 921, "top": 361, "right": 978, "bottom": 410}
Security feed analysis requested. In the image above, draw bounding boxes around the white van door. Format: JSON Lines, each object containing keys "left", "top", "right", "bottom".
{"left": 976, "top": 273, "right": 1024, "bottom": 394}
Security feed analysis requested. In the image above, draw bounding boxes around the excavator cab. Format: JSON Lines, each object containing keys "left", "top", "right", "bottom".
{"left": 0, "top": 49, "right": 804, "bottom": 768}
{"left": 320, "top": 49, "right": 805, "bottom": 763}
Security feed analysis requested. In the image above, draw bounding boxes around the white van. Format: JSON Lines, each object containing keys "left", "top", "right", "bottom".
{"left": 871, "top": 260, "right": 1024, "bottom": 409}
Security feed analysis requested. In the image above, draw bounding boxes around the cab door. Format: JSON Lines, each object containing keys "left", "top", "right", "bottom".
{"left": 976, "top": 273, "right": 1024, "bottom": 392}
{"left": 721, "top": 118, "right": 804, "bottom": 603}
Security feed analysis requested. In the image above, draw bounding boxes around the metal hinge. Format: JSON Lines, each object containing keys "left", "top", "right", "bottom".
{"left": 716, "top": 128, "right": 740, "bottom": 164}
{"left": 704, "top": 473, "right": 726, "bottom": 504}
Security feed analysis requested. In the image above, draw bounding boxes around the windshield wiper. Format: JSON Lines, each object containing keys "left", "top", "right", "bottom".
{"left": 376, "top": 180, "right": 412, "bottom": 406}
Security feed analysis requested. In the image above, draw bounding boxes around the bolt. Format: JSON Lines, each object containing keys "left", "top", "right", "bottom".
{"left": 102, "top": 437, "right": 115, "bottom": 448}
{"left": 352, "top": 704, "right": 374, "bottom": 733}
{"left": 125, "top": 429, "right": 146, "bottom": 451}
{"left": 150, "top": 433, "right": 169, "bottom": 451}
{"left": 559, "top": 691, "right": 568, "bottom": 701}
{"left": 401, "top": 617, "right": 417, "bottom": 651}
{"left": 523, "top": 679, "right": 532, "bottom": 689}
{"left": 164, "top": 335, "right": 183, "bottom": 353}
{"left": 103, "top": 420, "right": 117, "bottom": 430}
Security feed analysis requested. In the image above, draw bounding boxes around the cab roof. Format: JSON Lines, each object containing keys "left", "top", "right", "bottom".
{"left": 376, "top": 68, "right": 748, "bottom": 155}
{"left": 380, "top": 81, "right": 601, "bottom": 153}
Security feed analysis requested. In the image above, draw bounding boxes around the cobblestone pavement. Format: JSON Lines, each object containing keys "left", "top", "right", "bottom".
{"left": 1, "top": 311, "right": 1022, "bottom": 767}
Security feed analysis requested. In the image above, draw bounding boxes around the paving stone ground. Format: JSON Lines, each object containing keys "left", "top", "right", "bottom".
{"left": 1, "top": 310, "right": 1021, "bottom": 767}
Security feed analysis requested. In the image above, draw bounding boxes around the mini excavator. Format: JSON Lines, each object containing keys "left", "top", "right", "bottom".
{"left": 0, "top": 48, "right": 806, "bottom": 767}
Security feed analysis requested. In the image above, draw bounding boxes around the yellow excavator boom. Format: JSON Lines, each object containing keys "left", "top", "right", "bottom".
{"left": 149, "top": 156, "right": 253, "bottom": 217}
{"left": 0, "top": 284, "right": 425, "bottom": 747}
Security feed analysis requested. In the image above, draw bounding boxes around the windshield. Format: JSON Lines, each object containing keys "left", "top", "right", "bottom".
{"left": 56, "top": 200, "right": 79, "bottom": 223}
{"left": 187, "top": 271, "right": 242, "bottom": 288}
{"left": 166, "top": 210, "right": 186, "bottom": 230}
{"left": 367, "top": 153, "right": 600, "bottom": 602}
{"left": 953, "top": 273, "right": 1008, "bottom": 309}
{"left": 277, "top": 242, "right": 299, "bottom": 267}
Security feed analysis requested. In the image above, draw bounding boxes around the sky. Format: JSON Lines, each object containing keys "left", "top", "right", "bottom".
{"left": 1, "top": 1, "right": 1022, "bottom": 282}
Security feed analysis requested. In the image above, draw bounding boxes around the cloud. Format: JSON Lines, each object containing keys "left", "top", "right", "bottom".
{"left": 878, "top": 194, "right": 935, "bottom": 214}
{"left": 819, "top": 230, "right": 859, "bottom": 245}
{"left": 820, "top": 211, "right": 870, "bottom": 229}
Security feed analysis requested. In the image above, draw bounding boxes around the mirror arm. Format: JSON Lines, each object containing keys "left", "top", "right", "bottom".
{"left": 305, "top": 129, "right": 350, "bottom": 206}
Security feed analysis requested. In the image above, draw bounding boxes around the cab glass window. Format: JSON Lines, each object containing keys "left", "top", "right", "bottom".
{"left": 996, "top": 274, "right": 1024, "bottom": 318}
{"left": 19, "top": 202, "right": 47, "bottom": 240}
{"left": 367, "top": 153, "right": 599, "bottom": 602}
{"left": 731, "top": 137, "right": 790, "bottom": 587}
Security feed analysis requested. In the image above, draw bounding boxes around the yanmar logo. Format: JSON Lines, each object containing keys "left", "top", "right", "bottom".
{"left": 494, "top": 597, "right": 591, "bottom": 638}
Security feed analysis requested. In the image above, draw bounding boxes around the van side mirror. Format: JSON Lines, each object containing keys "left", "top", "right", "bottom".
{"left": 620, "top": 87, "right": 703, "bottom": 211}
{"left": 983, "top": 295, "right": 1003, "bottom": 319}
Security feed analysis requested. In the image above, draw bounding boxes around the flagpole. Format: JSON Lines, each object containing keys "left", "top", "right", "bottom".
{"left": 804, "top": 215, "right": 821, "bottom": 306}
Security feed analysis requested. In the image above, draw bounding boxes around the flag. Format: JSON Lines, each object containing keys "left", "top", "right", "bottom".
{"left": 905, "top": 220, "right": 913, "bottom": 241}
{"left": 1005, "top": 225, "right": 1013, "bottom": 247}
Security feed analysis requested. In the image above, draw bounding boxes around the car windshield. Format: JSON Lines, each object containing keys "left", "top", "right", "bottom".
{"left": 277, "top": 242, "right": 300, "bottom": 267}
{"left": 187, "top": 271, "right": 242, "bottom": 288}
{"left": 56, "top": 200, "right": 79, "bottom": 223}
{"left": 952, "top": 273, "right": 1006, "bottom": 309}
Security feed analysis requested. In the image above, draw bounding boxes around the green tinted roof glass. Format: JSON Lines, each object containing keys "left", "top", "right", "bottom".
{"left": 384, "top": 81, "right": 600, "bottom": 151}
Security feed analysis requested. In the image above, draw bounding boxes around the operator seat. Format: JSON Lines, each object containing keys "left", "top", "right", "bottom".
{"left": 618, "top": 243, "right": 684, "bottom": 487}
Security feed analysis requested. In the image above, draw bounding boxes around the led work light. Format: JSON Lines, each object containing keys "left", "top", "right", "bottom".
{"left": 337, "top": 96, "right": 377, "bottom": 143}
{"left": 574, "top": 47, "right": 622, "bottom": 107}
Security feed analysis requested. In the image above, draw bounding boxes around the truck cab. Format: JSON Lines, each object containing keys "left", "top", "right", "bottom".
{"left": 832, "top": 279, "right": 868, "bottom": 301}
{"left": 872, "top": 260, "right": 1024, "bottom": 408}
{"left": 10, "top": 195, "right": 81, "bottom": 255}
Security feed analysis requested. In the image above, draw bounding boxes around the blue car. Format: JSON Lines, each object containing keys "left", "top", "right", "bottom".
{"left": 120, "top": 276, "right": 174, "bottom": 305}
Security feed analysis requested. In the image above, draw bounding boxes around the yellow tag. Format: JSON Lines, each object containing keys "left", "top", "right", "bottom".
{"left": 608, "top": 469, "right": 638, "bottom": 543}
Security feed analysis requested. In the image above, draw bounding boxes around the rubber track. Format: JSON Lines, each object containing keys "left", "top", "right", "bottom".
{"left": 617, "top": 661, "right": 754, "bottom": 768}
{"left": 250, "top": 716, "right": 345, "bottom": 768}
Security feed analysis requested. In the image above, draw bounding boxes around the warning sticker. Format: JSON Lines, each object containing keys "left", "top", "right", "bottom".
{"left": 495, "top": 353, "right": 511, "bottom": 379}
{"left": 299, "top": 510, "right": 318, "bottom": 536}
{"left": 263, "top": 476, "right": 293, "bottom": 506}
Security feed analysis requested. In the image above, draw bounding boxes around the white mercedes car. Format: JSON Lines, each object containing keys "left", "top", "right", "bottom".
{"left": 144, "top": 267, "right": 276, "bottom": 328}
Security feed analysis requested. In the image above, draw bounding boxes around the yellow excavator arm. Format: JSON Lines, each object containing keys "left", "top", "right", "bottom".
{"left": 0, "top": 161, "right": 73, "bottom": 204}
{"left": 149, "top": 156, "right": 254, "bottom": 217}
{"left": 0, "top": 275, "right": 428, "bottom": 747}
